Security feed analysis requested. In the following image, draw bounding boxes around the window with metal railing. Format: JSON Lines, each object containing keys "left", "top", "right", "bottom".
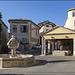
{"left": 20, "top": 25, "right": 28, "bottom": 33}
{"left": 13, "top": 25, "right": 17, "bottom": 32}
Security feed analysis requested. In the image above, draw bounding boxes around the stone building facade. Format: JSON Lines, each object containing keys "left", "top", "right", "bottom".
{"left": 0, "top": 20, "right": 8, "bottom": 53}
{"left": 8, "top": 19, "right": 39, "bottom": 51}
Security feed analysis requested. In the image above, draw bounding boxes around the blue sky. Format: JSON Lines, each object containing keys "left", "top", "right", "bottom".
{"left": 0, "top": 1, "right": 75, "bottom": 32}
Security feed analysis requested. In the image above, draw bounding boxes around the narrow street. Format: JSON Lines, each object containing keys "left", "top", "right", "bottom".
{"left": 22, "top": 49, "right": 41, "bottom": 56}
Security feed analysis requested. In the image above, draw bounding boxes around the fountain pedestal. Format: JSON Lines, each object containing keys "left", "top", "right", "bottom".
{"left": 7, "top": 35, "right": 19, "bottom": 57}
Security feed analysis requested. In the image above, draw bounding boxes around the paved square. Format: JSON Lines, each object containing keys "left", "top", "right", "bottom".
{"left": 0, "top": 55, "right": 75, "bottom": 75}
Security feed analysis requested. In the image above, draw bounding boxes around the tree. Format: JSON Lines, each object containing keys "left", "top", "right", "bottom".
{"left": 0, "top": 12, "right": 2, "bottom": 45}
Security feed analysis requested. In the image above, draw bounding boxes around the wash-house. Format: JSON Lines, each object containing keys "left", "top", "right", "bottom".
{"left": 41, "top": 8, "right": 75, "bottom": 56}
{"left": 41, "top": 25, "right": 75, "bottom": 56}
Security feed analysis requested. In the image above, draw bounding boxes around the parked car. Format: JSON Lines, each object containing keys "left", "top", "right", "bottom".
{"left": 32, "top": 44, "right": 41, "bottom": 49}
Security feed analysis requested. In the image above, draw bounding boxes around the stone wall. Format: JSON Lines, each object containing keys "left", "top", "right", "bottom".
{"left": 0, "top": 54, "right": 35, "bottom": 68}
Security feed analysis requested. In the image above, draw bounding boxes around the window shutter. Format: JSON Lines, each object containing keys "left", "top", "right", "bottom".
{"left": 26, "top": 26, "right": 28, "bottom": 32}
{"left": 20, "top": 26, "right": 22, "bottom": 32}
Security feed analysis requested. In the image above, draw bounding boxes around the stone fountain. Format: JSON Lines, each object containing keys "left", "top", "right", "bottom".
{"left": 7, "top": 35, "right": 19, "bottom": 58}
{"left": 0, "top": 35, "right": 35, "bottom": 68}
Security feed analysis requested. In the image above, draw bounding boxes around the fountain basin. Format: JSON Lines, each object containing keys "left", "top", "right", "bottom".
{"left": 0, "top": 54, "right": 35, "bottom": 68}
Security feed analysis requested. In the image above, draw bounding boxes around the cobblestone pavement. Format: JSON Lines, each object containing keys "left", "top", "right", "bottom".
{"left": 0, "top": 50, "right": 75, "bottom": 75}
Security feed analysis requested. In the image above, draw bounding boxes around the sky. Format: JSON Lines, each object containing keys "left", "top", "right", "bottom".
{"left": 0, "top": 1, "right": 75, "bottom": 32}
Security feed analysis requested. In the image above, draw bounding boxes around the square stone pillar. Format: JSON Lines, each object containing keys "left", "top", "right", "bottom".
{"left": 44, "top": 38, "right": 46, "bottom": 55}
{"left": 73, "top": 38, "right": 75, "bottom": 55}
{"left": 52, "top": 41, "right": 54, "bottom": 54}
{"left": 48, "top": 41, "right": 50, "bottom": 53}
{"left": 42, "top": 37, "right": 44, "bottom": 55}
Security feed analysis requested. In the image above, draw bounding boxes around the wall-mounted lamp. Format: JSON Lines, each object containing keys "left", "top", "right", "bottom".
{"left": 65, "top": 36, "right": 69, "bottom": 38}
{"left": 51, "top": 36, "right": 55, "bottom": 38}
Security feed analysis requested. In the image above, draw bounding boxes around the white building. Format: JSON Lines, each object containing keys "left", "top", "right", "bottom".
{"left": 38, "top": 20, "right": 56, "bottom": 44}
{"left": 38, "top": 20, "right": 56, "bottom": 34}
{"left": 64, "top": 8, "right": 75, "bottom": 30}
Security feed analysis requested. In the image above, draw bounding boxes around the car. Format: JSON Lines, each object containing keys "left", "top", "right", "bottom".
{"left": 32, "top": 44, "right": 41, "bottom": 49}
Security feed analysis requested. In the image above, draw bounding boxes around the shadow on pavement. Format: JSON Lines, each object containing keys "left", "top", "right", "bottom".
{"left": 25, "top": 59, "right": 75, "bottom": 68}
{"left": 22, "top": 49, "right": 41, "bottom": 56}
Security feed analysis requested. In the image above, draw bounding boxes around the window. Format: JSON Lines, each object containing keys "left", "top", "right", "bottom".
{"left": 23, "top": 26, "right": 26, "bottom": 32}
{"left": 73, "top": 12, "right": 75, "bottom": 17}
{"left": 22, "top": 36, "right": 28, "bottom": 43}
{"left": 15, "top": 36, "right": 17, "bottom": 40}
{"left": 46, "top": 29, "right": 48, "bottom": 31}
{"left": 22, "top": 37, "right": 26, "bottom": 42}
{"left": 46, "top": 25, "right": 49, "bottom": 27}
{"left": 20, "top": 25, "right": 28, "bottom": 33}
{"left": 13, "top": 25, "right": 17, "bottom": 32}
{"left": 36, "top": 29, "right": 37, "bottom": 35}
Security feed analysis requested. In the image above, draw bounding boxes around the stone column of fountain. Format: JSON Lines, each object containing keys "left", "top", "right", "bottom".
{"left": 7, "top": 35, "right": 19, "bottom": 57}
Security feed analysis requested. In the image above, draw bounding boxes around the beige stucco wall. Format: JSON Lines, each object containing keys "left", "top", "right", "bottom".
{"left": 64, "top": 10, "right": 75, "bottom": 30}
{"left": 44, "top": 34, "right": 75, "bottom": 40}
{"left": 47, "top": 27, "right": 75, "bottom": 34}
{"left": 44, "top": 27, "right": 75, "bottom": 39}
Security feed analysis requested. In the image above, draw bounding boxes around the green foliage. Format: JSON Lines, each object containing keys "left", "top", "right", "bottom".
{"left": 0, "top": 12, "right": 2, "bottom": 19}
{"left": 0, "top": 24, "right": 2, "bottom": 44}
